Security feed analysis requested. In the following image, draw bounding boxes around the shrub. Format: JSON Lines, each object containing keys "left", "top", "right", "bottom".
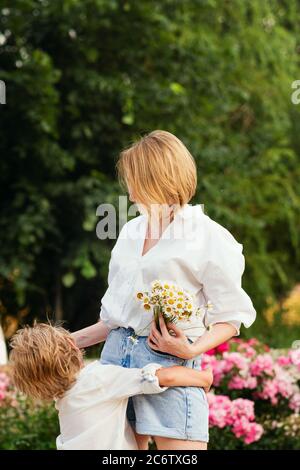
{"left": 204, "top": 339, "right": 300, "bottom": 449}
{"left": 0, "top": 367, "right": 58, "bottom": 450}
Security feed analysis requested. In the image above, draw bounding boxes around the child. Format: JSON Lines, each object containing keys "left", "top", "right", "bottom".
{"left": 10, "top": 323, "right": 213, "bottom": 450}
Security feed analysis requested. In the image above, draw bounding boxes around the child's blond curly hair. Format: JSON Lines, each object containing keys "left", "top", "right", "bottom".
{"left": 10, "top": 323, "right": 83, "bottom": 401}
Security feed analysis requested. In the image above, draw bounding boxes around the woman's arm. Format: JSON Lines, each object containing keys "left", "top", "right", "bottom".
{"left": 188, "top": 322, "right": 237, "bottom": 357}
{"left": 156, "top": 366, "right": 213, "bottom": 391}
{"left": 148, "top": 314, "right": 236, "bottom": 359}
{"left": 71, "top": 320, "right": 110, "bottom": 349}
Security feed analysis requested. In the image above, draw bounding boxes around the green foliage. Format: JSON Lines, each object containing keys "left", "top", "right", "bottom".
{"left": 209, "top": 416, "right": 300, "bottom": 450}
{"left": 244, "top": 312, "right": 300, "bottom": 349}
{"left": 0, "top": 396, "right": 58, "bottom": 450}
{"left": 0, "top": 1, "right": 300, "bottom": 339}
{"left": 1, "top": 393, "right": 299, "bottom": 450}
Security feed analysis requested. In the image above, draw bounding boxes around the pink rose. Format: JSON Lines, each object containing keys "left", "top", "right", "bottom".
{"left": 206, "top": 348, "right": 217, "bottom": 356}
{"left": 228, "top": 376, "right": 246, "bottom": 390}
{"left": 228, "top": 375, "right": 257, "bottom": 390}
{"left": 222, "top": 352, "right": 248, "bottom": 372}
{"left": 232, "top": 416, "right": 263, "bottom": 444}
{"left": 289, "top": 393, "right": 300, "bottom": 413}
{"left": 289, "top": 349, "right": 300, "bottom": 371}
{"left": 249, "top": 354, "right": 274, "bottom": 377}
{"left": 276, "top": 356, "right": 291, "bottom": 367}
{"left": 257, "top": 379, "right": 278, "bottom": 404}
{"left": 216, "top": 342, "right": 230, "bottom": 354}
{"left": 202, "top": 355, "right": 228, "bottom": 386}
{"left": 231, "top": 398, "right": 255, "bottom": 422}
{"left": 237, "top": 344, "right": 257, "bottom": 358}
{"left": 247, "top": 338, "right": 260, "bottom": 347}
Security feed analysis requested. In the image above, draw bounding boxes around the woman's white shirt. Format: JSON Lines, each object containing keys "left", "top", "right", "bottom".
{"left": 55, "top": 361, "right": 166, "bottom": 450}
{"left": 99, "top": 204, "right": 256, "bottom": 339}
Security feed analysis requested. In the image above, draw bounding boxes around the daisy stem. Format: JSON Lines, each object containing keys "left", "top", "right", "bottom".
{"left": 154, "top": 305, "right": 163, "bottom": 333}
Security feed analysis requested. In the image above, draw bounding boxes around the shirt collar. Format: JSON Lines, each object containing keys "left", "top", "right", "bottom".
{"left": 176, "top": 203, "right": 204, "bottom": 220}
{"left": 138, "top": 203, "right": 204, "bottom": 225}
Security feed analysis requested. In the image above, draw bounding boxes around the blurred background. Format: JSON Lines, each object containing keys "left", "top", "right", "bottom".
{"left": 1, "top": 1, "right": 300, "bottom": 354}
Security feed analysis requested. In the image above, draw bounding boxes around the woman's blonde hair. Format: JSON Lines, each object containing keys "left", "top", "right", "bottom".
{"left": 10, "top": 323, "right": 82, "bottom": 401}
{"left": 117, "top": 130, "right": 197, "bottom": 215}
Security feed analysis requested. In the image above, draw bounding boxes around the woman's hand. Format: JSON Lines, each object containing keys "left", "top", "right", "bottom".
{"left": 147, "top": 315, "right": 196, "bottom": 360}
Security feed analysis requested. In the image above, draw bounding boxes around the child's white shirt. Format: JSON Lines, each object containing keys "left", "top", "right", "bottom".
{"left": 55, "top": 361, "right": 166, "bottom": 450}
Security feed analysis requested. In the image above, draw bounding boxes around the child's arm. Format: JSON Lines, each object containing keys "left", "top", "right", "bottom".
{"left": 100, "top": 363, "right": 213, "bottom": 402}
{"left": 156, "top": 366, "right": 213, "bottom": 392}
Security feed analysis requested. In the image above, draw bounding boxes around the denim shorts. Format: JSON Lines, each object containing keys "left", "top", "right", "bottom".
{"left": 99, "top": 327, "right": 209, "bottom": 442}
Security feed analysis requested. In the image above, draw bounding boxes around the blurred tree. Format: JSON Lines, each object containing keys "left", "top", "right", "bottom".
{"left": 0, "top": 0, "right": 299, "bottom": 342}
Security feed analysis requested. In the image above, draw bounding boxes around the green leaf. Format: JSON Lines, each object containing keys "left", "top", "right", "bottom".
{"left": 62, "top": 272, "right": 76, "bottom": 288}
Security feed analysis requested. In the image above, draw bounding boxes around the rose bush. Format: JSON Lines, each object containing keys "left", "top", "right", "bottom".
{"left": 0, "top": 366, "right": 58, "bottom": 450}
{"left": 1, "top": 340, "right": 299, "bottom": 450}
{"left": 204, "top": 338, "right": 300, "bottom": 449}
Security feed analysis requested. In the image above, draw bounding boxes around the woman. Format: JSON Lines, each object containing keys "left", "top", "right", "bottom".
{"left": 72, "top": 130, "right": 256, "bottom": 450}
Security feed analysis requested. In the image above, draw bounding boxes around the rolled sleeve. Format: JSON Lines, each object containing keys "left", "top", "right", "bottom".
{"left": 201, "top": 259, "right": 256, "bottom": 335}
{"left": 200, "top": 218, "right": 256, "bottom": 336}
{"left": 141, "top": 363, "right": 168, "bottom": 394}
{"left": 99, "top": 313, "right": 115, "bottom": 332}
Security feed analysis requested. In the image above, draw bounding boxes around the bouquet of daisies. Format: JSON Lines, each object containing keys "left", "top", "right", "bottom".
{"left": 136, "top": 280, "right": 213, "bottom": 332}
